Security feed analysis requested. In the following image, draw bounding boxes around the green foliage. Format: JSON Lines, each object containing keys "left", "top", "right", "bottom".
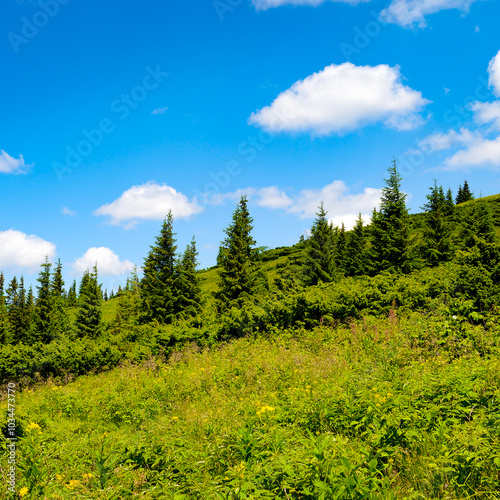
{"left": 456, "top": 180, "right": 474, "bottom": 204}
{"left": 176, "top": 237, "right": 203, "bottom": 319}
{"left": 141, "top": 211, "right": 178, "bottom": 324}
{"left": 421, "top": 180, "right": 453, "bottom": 266}
{"left": 304, "top": 203, "right": 336, "bottom": 285}
{"left": 216, "top": 196, "right": 263, "bottom": 310}
{"left": 370, "top": 159, "right": 412, "bottom": 274}
{"left": 75, "top": 266, "right": 102, "bottom": 339}
{"left": 345, "top": 214, "right": 368, "bottom": 276}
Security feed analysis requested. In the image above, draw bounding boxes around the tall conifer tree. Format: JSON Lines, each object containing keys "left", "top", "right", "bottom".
{"left": 345, "top": 214, "right": 368, "bottom": 276}
{"left": 176, "top": 237, "right": 203, "bottom": 318}
{"left": 421, "top": 180, "right": 452, "bottom": 266}
{"left": 141, "top": 211, "right": 178, "bottom": 323}
{"left": 0, "top": 272, "right": 9, "bottom": 344}
{"left": 304, "top": 203, "right": 336, "bottom": 285}
{"left": 76, "top": 266, "right": 102, "bottom": 338}
{"left": 370, "top": 159, "right": 411, "bottom": 274}
{"left": 216, "top": 196, "right": 261, "bottom": 309}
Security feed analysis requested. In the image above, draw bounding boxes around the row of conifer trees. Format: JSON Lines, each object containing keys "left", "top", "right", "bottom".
{"left": 0, "top": 160, "right": 495, "bottom": 345}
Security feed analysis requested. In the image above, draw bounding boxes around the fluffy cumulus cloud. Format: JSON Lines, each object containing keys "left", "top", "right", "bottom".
{"left": 415, "top": 51, "right": 500, "bottom": 171}
{"left": 94, "top": 182, "right": 203, "bottom": 227}
{"left": 249, "top": 63, "right": 429, "bottom": 135}
{"left": 73, "top": 247, "right": 135, "bottom": 276}
{"left": 287, "top": 181, "right": 382, "bottom": 229}
{"left": 213, "top": 182, "right": 381, "bottom": 230}
{"left": 252, "top": 0, "right": 365, "bottom": 9}
{"left": 381, "top": 0, "right": 479, "bottom": 28}
{"left": 0, "top": 150, "right": 31, "bottom": 174}
{"left": 0, "top": 230, "right": 56, "bottom": 271}
{"left": 488, "top": 50, "right": 500, "bottom": 97}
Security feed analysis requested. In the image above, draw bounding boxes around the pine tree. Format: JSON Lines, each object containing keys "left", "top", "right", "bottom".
{"left": 370, "top": 159, "right": 411, "bottom": 274}
{"left": 421, "top": 180, "right": 452, "bottom": 266}
{"left": 456, "top": 181, "right": 474, "bottom": 204}
{"left": 345, "top": 214, "right": 368, "bottom": 276}
{"left": 6, "top": 277, "right": 31, "bottom": 343}
{"left": 113, "top": 269, "right": 142, "bottom": 333}
{"left": 176, "top": 237, "right": 203, "bottom": 318}
{"left": 335, "top": 223, "right": 347, "bottom": 275}
{"left": 141, "top": 211, "right": 178, "bottom": 323}
{"left": 216, "top": 196, "right": 261, "bottom": 309}
{"left": 67, "top": 280, "right": 77, "bottom": 307}
{"left": 50, "top": 259, "right": 70, "bottom": 340}
{"left": 75, "top": 266, "right": 102, "bottom": 338}
{"left": 460, "top": 201, "right": 496, "bottom": 249}
{"left": 444, "top": 188, "right": 454, "bottom": 216}
{"left": 0, "top": 272, "right": 9, "bottom": 344}
{"left": 304, "top": 203, "right": 336, "bottom": 285}
{"left": 104, "top": 289, "right": 108, "bottom": 301}
{"left": 33, "top": 258, "right": 53, "bottom": 343}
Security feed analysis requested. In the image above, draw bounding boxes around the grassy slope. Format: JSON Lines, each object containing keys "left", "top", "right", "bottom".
{"left": 4, "top": 312, "right": 500, "bottom": 498}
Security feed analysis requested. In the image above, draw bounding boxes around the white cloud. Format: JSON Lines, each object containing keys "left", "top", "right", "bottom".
{"left": 487, "top": 50, "right": 500, "bottom": 97}
{"left": 255, "top": 186, "right": 293, "bottom": 209}
{"left": 0, "top": 150, "right": 32, "bottom": 174}
{"left": 73, "top": 247, "right": 134, "bottom": 276}
{"left": 94, "top": 182, "right": 203, "bottom": 228}
{"left": 61, "top": 206, "right": 76, "bottom": 216}
{"left": 381, "top": 0, "right": 478, "bottom": 28}
{"left": 472, "top": 101, "right": 500, "bottom": 130}
{"left": 0, "top": 230, "right": 56, "bottom": 271}
{"left": 252, "top": 0, "right": 365, "bottom": 9}
{"left": 249, "top": 63, "right": 429, "bottom": 135}
{"left": 287, "top": 181, "right": 382, "bottom": 229}
{"left": 151, "top": 107, "right": 168, "bottom": 115}
{"left": 444, "top": 135, "right": 500, "bottom": 170}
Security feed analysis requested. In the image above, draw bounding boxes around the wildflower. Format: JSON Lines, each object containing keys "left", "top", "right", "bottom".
{"left": 52, "top": 386, "right": 59, "bottom": 390}
{"left": 19, "top": 487, "right": 29, "bottom": 497}
{"left": 26, "top": 422, "right": 41, "bottom": 432}
{"left": 55, "top": 474, "right": 64, "bottom": 482}
{"left": 172, "top": 416, "right": 179, "bottom": 421}
{"left": 82, "top": 472, "right": 95, "bottom": 479}
{"left": 66, "top": 479, "right": 81, "bottom": 490}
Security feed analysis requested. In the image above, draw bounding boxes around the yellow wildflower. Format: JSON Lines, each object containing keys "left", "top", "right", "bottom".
{"left": 55, "top": 474, "right": 64, "bottom": 482}
{"left": 26, "top": 422, "right": 41, "bottom": 432}
{"left": 66, "top": 479, "right": 81, "bottom": 490}
{"left": 19, "top": 487, "right": 29, "bottom": 497}
{"left": 82, "top": 472, "right": 95, "bottom": 479}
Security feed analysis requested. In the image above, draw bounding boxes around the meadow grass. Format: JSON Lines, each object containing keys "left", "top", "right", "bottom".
{"left": 2, "top": 311, "right": 500, "bottom": 499}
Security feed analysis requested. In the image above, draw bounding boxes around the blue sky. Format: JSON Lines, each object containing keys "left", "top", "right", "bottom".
{"left": 1, "top": 0, "right": 500, "bottom": 291}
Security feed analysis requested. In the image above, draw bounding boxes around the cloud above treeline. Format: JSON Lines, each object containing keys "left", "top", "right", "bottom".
{"left": 72, "top": 247, "right": 135, "bottom": 276}
{"left": 0, "top": 230, "right": 56, "bottom": 271}
{"left": 249, "top": 63, "right": 429, "bottom": 135}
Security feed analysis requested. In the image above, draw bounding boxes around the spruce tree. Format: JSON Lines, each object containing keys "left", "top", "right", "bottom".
{"left": 459, "top": 201, "right": 496, "bottom": 249}
{"left": 370, "top": 159, "right": 411, "bottom": 274}
{"left": 421, "top": 180, "right": 452, "bottom": 266}
{"left": 335, "top": 223, "right": 347, "bottom": 275}
{"left": 216, "top": 196, "right": 261, "bottom": 309}
{"left": 176, "top": 237, "right": 203, "bottom": 318}
{"left": 444, "top": 187, "right": 455, "bottom": 216}
{"left": 33, "top": 258, "right": 53, "bottom": 343}
{"left": 304, "top": 203, "right": 336, "bottom": 285}
{"left": 75, "top": 266, "right": 102, "bottom": 338}
{"left": 67, "top": 280, "right": 77, "bottom": 307}
{"left": 141, "top": 211, "right": 178, "bottom": 323}
{"left": 50, "top": 259, "right": 70, "bottom": 340}
{"left": 456, "top": 181, "right": 474, "bottom": 204}
{"left": 345, "top": 214, "right": 368, "bottom": 276}
{"left": 113, "top": 269, "right": 142, "bottom": 333}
